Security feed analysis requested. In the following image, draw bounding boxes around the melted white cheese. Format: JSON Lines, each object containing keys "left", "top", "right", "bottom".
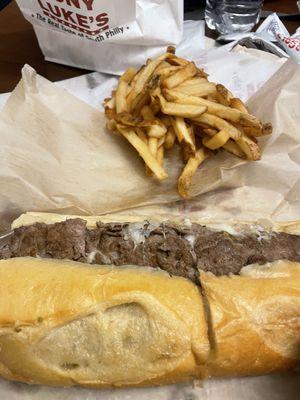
{"left": 184, "top": 234, "right": 196, "bottom": 248}
{"left": 123, "top": 221, "right": 160, "bottom": 246}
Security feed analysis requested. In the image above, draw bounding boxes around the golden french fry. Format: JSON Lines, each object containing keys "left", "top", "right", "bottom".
{"left": 148, "top": 124, "right": 167, "bottom": 138}
{"left": 206, "top": 94, "right": 218, "bottom": 102}
{"left": 128, "top": 65, "right": 144, "bottom": 91}
{"left": 117, "top": 125, "right": 168, "bottom": 180}
{"left": 121, "top": 68, "right": 137, "bottom": 82}
{"left": 141, "top": 105, "right": 167, "bottom": 138}
{"left": 135, "top": 127, "right": 148, "bottom": 144}
{"left": 242, "top": 122, "right": 272, "bottom": 138}
{"left": 155, "top": 66, "right": 183, "bottom": 78}
{"left": 155, "top": 61, "right": 172, "bottom": 72}
{"left": 149, "top": 137, "right": 158, "bottom": 158}
{"left": 162, "top": 62, "right": 198, "bottom": 89}
{"left": 177, "top": 77, "right": 208, "bottom": 87}
{"left": 164, "top": 126, "right": 176, "bottom": 149}
{"left": 178, "top": 147, "right": 210, "bottom": 198}
{"left": 157, "top": 145, "right": 165, "bottom": 166}
{"left": 216, "top": 84, "right": 234, "bottom": 106}
{"left": 202, "top": 129, "right": 230, "bottom": 150}
{"left": 239, "top": 113, "right": 262, "bottom": 130}
{"left": 168, "top": 57, "right": 190, "bottom": 66}
{"left": 192, "top": 113, "right": 241, "bottom": 141}
{"left": 130, "top": 90, "right": 150, "bottom": 116}
{"left": 163, "top": 89, "right": 257, "bottom": 126}
{"left": 158, "top": 94, "right": 207, "bottom": 118}
{"left": 202, "top": 128, "right": 245, "bottom": 158}
{"left": 181, "top": 143, "right": 192, "bottom": 163}
{"left": 109, "top": 112, "right": 145, "bottom": 128}
{"left": 172, "top": 117, "right": 196, "bottom": 152}
{"left": 222, "top": 139, "right": 245, "bottom": 158}
{"left": 115, "top": 67, "right": 137, "bottom": 114}
{"left": 175, "top": 81, "right": 217, "bottom": 97}
{"left": 127, "top": 52, "right": 172, "bottom": 110}
{"left": 195, "top": 66, "right": 209, "bottom": 79}
{"left": 236, "top": 133, "right": 261, "bottom": 161}
{"left": 230, "top": 97, "right": 248, "bottom": 114}
{"left": 115, "top": 81, "right": 129, "bottom": 113}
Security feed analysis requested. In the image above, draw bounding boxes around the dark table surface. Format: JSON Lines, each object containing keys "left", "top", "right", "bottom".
{"left": 0, "top": 0, "right": 299, "bottom": 93}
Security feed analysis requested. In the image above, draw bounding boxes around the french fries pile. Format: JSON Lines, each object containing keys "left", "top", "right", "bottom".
{"left": 104, "top": 47, "right": 272, "bottom": 198}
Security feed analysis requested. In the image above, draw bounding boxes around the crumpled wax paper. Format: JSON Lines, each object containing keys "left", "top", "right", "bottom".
{"left": 0, "top": 56, "right": 298, "bottom": 230}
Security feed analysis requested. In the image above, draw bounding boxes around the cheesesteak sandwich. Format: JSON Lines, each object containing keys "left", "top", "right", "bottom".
{"left": 0, "top": 212, "right": 299, "bottom": 388}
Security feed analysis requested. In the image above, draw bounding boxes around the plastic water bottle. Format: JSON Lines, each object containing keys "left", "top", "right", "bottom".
{"left": 205, "top": 0, "right": 264, "bottom": 34}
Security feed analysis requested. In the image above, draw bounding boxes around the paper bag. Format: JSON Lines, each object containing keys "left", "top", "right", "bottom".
{"left": 15, "top": 0, "right": 183, "bottom": 74}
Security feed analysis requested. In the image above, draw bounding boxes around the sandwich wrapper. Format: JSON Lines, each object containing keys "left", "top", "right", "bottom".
{"left": 0, "top": 48, "right": 300, "bottom": 397}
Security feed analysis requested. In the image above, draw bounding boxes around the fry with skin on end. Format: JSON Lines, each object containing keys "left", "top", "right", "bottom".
{"left": 216, "top": 84, "right": 234, "bottom": 106}
{"left": 117, "top": 125, "right": 168, "bottom": 180}
{"left": 236, "top": 133, "right": 261, "bottom": 161}
{"left": 178, "top": 147, "right": 210, "bottom": 198}
{"left": 240, "top": 122, "right": 273, "bottom": 138}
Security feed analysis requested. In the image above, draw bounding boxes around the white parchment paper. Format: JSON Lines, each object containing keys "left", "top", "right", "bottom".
{"left": 0, "top": 56, "right": 298, "bottom": 230}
